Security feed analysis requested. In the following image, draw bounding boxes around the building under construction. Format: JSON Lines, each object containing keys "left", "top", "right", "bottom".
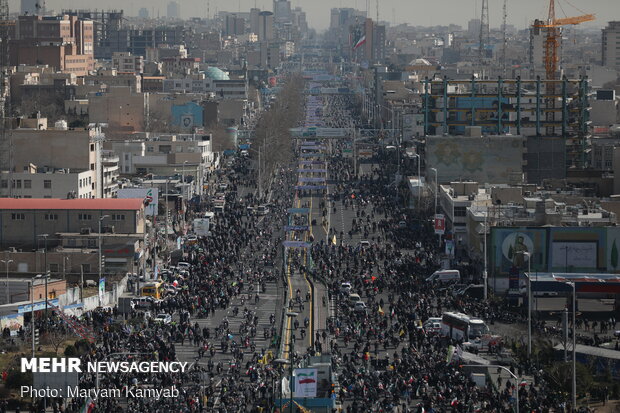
{"left": 421, "top": 76, "right": 591, "bottom": 184}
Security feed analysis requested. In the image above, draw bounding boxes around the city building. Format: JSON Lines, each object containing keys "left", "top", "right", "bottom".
{"left": 111, "top": 52, "right": 144, "bottom": 74}
{"left": 8, "top": 122, "right": 106, "bottom": 198}
{"left": 0, "top": 167, "right": 96, "bottom": 199}
{"left": 10, "top": 14, "right": 95, "bottom": 76}
{"left": 21, "top": 0, "right": 44, "bottom": 15}
{"left": 167, "top": 1, "right": 181, "bottom": 19}
{"left": 258, "top": 11, "right": 274, "bottom": 42}
{"left": 602, "top": 21, "right": 620, "bottom": 70}
{"left": 0, "top": 198, "right": 146, "bottom": 249}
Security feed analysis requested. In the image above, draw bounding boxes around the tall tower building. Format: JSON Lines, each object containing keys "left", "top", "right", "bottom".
{"left": 602, "top": 21, "right": 620, "bottom": 69}
{"left": 167, "top": 1, "right": 181, "bottom": 19}
{"left": 21, "top": 0, "right": 45, "bottom": 15}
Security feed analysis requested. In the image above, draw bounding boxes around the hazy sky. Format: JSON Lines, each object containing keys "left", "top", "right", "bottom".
{"left": 17, "top": 0, "right": 618, "bottom": 32}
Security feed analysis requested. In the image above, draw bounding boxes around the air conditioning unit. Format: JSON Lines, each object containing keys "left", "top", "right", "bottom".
{"left": 103, "top": 225, "right": 115, "bottom": 234}
{"left": 8, "top": 247, "right": 17, "bottom": 253}
{"left": 80, "top": 227, "right": 92, "bottom": 235}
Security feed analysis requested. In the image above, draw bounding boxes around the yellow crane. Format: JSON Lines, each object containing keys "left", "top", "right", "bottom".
{"left": 533, "top": 0, "right": 595, "bottom": 81}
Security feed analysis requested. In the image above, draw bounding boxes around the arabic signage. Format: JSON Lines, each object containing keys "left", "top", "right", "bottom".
{"left": 283, "top": 241, "right": 311, "bottom": 248}
{"left": 284, "top": 225, "right": 310, "bottom": 232}
{"left": 18, "top": 299, "right": 60, "bottom": 314}
{"left": 295, "top": 185, "right": 327, "bottom": 190}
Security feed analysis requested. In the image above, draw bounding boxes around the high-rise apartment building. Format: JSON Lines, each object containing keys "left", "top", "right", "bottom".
{"left": 167, "top": 1, "right": 181, "bottom": 19}
{"left": 602, "top": 21, "right": 620, "bottom": 70}
{"left": 10, "top": 14, "right": 94, "bottom": 76}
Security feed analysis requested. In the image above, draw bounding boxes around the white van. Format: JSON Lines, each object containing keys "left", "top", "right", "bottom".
{"left": 425, "top": 269, "right": 460, "bottom": 283}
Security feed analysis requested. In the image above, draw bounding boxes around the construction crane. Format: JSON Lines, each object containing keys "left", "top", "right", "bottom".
{"left": 0, "top": 0, "right": 11, "bottom": 188}
{"left": 533, "top": 0, "right": 594, "bottom": 137}
{"left": 534, "top": 0, "right": 594, "bottom": 81}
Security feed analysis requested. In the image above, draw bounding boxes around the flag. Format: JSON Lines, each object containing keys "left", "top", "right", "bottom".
{"left": 378, "top": 305, "right": 385, "bottom": 316}
{"left": 79, "top": 398, "right": 95, "bottom": 413}
{"left": 446, "top": 345, "right": 456, "bottom": 364}
{"left": 353, "top": 35, "right": 366, "bottom": 50}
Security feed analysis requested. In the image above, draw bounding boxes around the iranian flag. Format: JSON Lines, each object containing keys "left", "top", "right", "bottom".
{"left": 80, "top": 398, "right": 95, "bottom": 413}
{"left": 353, "top": 35, "right": 366, "bottom": 50}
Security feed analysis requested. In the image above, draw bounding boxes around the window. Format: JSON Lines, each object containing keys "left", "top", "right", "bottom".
{"left": 90, "top": 163, "right": 95, "bottom": 171}
{"left": 12, "top": 180, "right": 21, "bottom": 189}
{"left": 90, "top": 144, "right": 95, "bottom": 151}
{"left": 454, "top": 207, "right": 467, "bottom": 217}
{"left": 78, "top": 213, "right": 92, "bottom": 220}
{"left": 24, "top": 180, "right": 32, "bottom": 189}
{"left": 43, "top": 180, "right": 52, "bottom": 189}
{"left": 112, "top": 214, "right": 126, "bottom": 221}
{"left": 147, "top": 146, "right": 154, "bottom": 152}
{"left": 0, "top": 180, "right": 6, "bottom": 188}
{"left": 44, "top": 213, "right": 59, "bottom": 221}
{"left": 49, "top": 263, "right": 59, "bottom": 273}
{"left": 81, "top": 264, "right": 90, "bottom": 274}
{"left": 11, "top": 213, "right": 25, "bottom": 220}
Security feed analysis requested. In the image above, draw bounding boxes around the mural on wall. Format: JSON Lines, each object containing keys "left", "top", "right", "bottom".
{"left": 172, "top": 102, "right": 204, "bottom": 129}
{"left": 491, "top": 228, "right": 547, "bottom": 276}
{"left": 426, "top": 136, "right": 524, "bottom": 184}
{"left": 491, "top": 227, "right": 620, "bottom": 276}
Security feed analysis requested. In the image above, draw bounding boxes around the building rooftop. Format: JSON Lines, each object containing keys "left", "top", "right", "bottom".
{"left": 0, "top": 198, "right": 144, "bottom": 211}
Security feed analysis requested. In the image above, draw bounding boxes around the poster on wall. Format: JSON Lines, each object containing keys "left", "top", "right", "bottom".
{"left": 0, "top": 314, "right": 24, "bottom": 336}
{"left": 118, "top": 188, "right": 159, "bottom": 216}
{"left": 491, "top": 228, "right": 547, "bottom": 276}
{"left": 294, "top": 369, "right": 317, "bottom": 398}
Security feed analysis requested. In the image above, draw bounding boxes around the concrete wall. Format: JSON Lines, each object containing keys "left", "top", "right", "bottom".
{"left": 11, "top": 129, "right": 97, "bottom": 174}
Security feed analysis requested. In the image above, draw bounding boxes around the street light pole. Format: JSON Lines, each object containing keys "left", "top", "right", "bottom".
{"left": 412, "top": 154, "right": 421, "bottom": 209}
{"left": 524, "top": 251, "right": 532, "bottom": 358}
{"left": 38, "top": 234, "right": 49, "bottom": 318}
{"left": 567, "top": 281, "right": 577, "bottom": 411}
{"left": 30, "top": 274, "right": 42, "bottom": 358}
{"left": 430, "top": 168, "right": 439, "bottom": 247}
{"left": 98, "top": 215, "right": 110, "bottom": 307}
{"left": 1, "top": 259, "right": 13, "bottom": 304}
{"left": 285, "top": 311, "right": 298, "bottom": 413}
{"left": 483, "top": 211, "right": 488, "bottom": 301}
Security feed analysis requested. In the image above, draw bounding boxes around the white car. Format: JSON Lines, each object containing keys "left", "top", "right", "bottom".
{"left": 154, "top": 314, "right": 172, "bottom": 324}
{"left": 340, "top": 282, "right": 352, "bottom": 294}
{"left": 354, "top": 302, "right": 367, "bottom": 313}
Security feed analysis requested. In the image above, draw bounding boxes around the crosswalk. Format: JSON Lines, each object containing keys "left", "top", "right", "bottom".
{"left": 175, "top": 280, "right": 281, "bottom": 408}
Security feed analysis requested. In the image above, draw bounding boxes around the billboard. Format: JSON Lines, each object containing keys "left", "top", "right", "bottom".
{"left": 0, "top": 314, "right": 23, "bottom": 336}
{"left": 491, "top": 227, "right": 620, "bottom": 277}
{"left": 98, "top": 278, "right": 106, "bottom": 305}
{"left": 426, "top": 136, "right": 524, "bottom": 184}
{"left": 294, "top": 369, "right": 317, "bottom": 398}
{"left": 117, "top": 188, "right": 158, "bottom": 216}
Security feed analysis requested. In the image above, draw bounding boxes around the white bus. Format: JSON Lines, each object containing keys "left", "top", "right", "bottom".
{"left": 441, "top": 312, "right": 493, "bottom": 343}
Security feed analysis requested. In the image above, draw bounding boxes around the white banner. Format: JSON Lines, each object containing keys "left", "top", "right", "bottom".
{"left": 551, "top": 242, "right": 597, "bottom": 269}
{"left": 294, "top": 368, "right": 317, "bottom": 398}
{"left": 117, "top": 188, "right": 158, "bottom": 216}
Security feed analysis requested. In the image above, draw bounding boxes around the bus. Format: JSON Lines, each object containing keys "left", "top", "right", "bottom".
{"left": 440, "top": 312, "right": 500, "bottom": 349}
{"left": 141, "top": 281, "right": 165, "bottom": 300}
